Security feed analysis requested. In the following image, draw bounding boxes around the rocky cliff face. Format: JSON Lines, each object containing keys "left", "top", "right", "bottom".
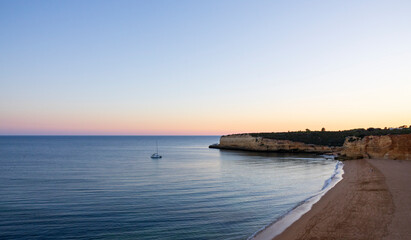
{"left": 210, "top": 134, "right": 338, "bottom": 153}
{"left": 339, "top": 134, "right": 411, "bottom": 160}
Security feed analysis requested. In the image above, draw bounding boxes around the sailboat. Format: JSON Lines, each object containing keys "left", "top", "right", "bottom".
{"left": 151, "top": 141, "right": 162, "bottom": 159}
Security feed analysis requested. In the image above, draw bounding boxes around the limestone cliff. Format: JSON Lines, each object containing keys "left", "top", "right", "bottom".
{"left": 339, "top": 134, "right": 411, "bottom": 160}
{"left": 209, "top": 134, "right": 338, "bottom": 154}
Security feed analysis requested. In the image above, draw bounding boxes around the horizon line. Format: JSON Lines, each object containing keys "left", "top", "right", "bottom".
{"left": 0, "top": 134, "right": 223, "bottom": 137}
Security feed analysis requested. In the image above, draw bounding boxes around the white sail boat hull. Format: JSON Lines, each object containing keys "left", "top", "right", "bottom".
{"left": 151, "top": 141, "right": 162, "bottom": 158}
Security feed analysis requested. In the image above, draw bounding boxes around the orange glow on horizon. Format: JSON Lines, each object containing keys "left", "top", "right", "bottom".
{"left": 1, "top": 114, "right": 409, "bottom": 135}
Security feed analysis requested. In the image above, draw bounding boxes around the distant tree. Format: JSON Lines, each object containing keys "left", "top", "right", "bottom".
{"left": 305, "top": 129, "right": 311, "bottom": 132}
{"left": 321, "top": 127, "right": 326, "bottom": 132}
{"left": 384, "top": 127, "right": 388, "bottom": 130}
{"left": 249, "top": 127, "right": 411, "bottom": 147}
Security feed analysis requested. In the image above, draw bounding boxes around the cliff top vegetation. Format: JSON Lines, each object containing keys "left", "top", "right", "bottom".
{"left": 248, "top": 127, "right": 411, "bottom": 146}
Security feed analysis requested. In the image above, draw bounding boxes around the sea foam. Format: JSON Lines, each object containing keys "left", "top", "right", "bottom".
{"left": 249, "top": 160, "right": 344, "bottom": 240}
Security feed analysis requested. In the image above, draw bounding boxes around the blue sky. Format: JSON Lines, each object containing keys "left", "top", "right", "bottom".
{"left": 1, "top": 0, "right": 410, "bottom": 134}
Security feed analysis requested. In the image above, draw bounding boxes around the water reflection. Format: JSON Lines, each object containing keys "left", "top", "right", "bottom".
{"left": 215, "top": 149, "right": 334, "bottom": 168}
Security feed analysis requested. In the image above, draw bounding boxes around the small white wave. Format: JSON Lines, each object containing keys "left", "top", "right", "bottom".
{"left": 249, "top": 161, "right": 344, "bottom": 240}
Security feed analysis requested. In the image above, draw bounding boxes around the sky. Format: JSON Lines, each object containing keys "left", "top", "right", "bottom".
{"left": 1, "top": 0, "right": 410, "bottom": 135}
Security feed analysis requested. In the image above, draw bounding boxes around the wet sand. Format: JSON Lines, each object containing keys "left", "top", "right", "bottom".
{"left": 368, "top": 159, "right": 411, "bottom": 240}
{"left": 268, "top": 159, "right": 411, "bottom": 240}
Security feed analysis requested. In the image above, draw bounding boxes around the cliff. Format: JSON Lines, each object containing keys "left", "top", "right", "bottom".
{"left": 339, "top": 134, "right": 411, "bottom": 160}
{"left": 209, "top": 133, "right": 411, "bottom": 160}
{"left": 209, "top": 134, "right": 339, "bottom": 154}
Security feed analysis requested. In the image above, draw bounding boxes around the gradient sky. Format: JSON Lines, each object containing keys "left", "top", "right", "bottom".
{"left": 1, "top": 0, "right": 410, "bottom": 135}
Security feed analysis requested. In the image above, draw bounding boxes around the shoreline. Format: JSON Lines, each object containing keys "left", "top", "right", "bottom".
{"left": 250, "top": 161, "right": 344, "bottom": 240}
{"left": 254, "top": 159, "right": 411, "bottom": 240}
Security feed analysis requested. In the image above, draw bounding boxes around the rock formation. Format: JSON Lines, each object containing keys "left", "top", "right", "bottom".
{"left": 209, "top": 133, "right": 411, "bottom": 160}
{"left": 209, "top": 134, "right": 339, "bottom": 154}
{"left": 339, "top": 134, "right": 411, "bottom": 160}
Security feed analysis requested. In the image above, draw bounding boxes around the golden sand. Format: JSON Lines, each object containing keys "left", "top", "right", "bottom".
{"left": 271, "top": 159, "right": 411, "bottom": 240}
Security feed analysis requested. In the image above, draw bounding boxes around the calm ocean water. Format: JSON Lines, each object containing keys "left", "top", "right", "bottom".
{"left": 0, "top": 136, "right": 338, "bottom": 240}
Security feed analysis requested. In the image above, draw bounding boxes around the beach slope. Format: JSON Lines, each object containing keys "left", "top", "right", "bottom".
{"left": 270, "top": 159, "right": 411, "bottom": 240}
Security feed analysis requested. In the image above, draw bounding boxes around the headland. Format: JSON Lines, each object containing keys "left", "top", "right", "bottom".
{"left": 210, "top": 127, "right": 411, "bottom": 160}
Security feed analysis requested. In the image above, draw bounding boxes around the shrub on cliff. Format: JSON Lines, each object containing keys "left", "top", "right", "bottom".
{"left": 249, "top": 128, "right": 411, "bottom": 147}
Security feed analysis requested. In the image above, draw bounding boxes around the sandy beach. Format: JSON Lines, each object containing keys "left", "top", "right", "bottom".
{"left": 265, "top": 159, "right": 411, "bottom": 240}
{"left": 368, "top": 159, "right": 411, "bottom": 240}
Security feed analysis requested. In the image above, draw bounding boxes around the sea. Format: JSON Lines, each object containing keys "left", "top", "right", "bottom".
{"left": 0, "top": 136, "right": 341, "bottom": 240}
